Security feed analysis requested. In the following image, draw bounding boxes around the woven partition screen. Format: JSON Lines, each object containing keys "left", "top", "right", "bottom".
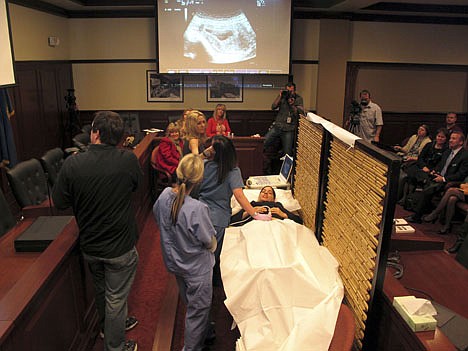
{"left": 294, "top": 118, "right": 324, "bottom": 229}
{"left": 323, "top": 138, "right": 387, "bottom": 349}
{"left": 293, "top": 116, "right": 399, "bottom": 350}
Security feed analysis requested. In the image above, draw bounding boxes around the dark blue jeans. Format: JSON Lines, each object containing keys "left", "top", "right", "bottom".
{"left": 264, "top": 124, "right": 295, "bottom": 158}
{"left": 84, "top": 246, "right": 139, "bottom": 351}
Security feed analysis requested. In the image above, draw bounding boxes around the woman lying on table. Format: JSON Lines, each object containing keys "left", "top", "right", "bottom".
{"left": 230, "top": 186, "right": 303, "bottom": 226}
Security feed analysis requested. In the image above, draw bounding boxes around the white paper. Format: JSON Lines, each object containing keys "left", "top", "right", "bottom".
{"left": 306, "top": 113, "right": 361, "bottom": 148}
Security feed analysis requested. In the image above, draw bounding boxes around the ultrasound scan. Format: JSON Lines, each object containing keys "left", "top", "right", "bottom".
{"left": 183, "top": 11, "right": 256, "bottom": 64}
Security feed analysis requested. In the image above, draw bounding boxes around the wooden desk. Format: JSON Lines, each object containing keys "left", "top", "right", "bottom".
{"left": 0, "top": 135, "right": 156, "bottom": 351}
{"left": 0, "top": 218, "right": 97, "bottom": 351}
{"left": 377, "top": 250, "right": 468, "bottom": 351}
{"left": 231, "top": 136, "right": 264, "bottom": 179}
{"left": 391, "top": 229, "right": 445, "bottom": 251}
{"left": 146, "top": 134, "right": 265, "bottom": 180}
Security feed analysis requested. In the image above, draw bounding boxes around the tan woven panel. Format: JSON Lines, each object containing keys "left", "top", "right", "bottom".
{"left": 322, "top": 138, "right": 387, "bottom": 349}
{"left": 293, "top": 117, "right": 323, "bottom": 229}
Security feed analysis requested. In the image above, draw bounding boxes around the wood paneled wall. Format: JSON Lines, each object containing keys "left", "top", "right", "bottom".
{"left": 10, "top": 61, "right": 74, "bottom": 161}
{"left": 77, "top": 110, "right": 277, "bottom": 138}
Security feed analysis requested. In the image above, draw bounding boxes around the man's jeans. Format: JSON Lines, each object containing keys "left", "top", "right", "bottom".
{"left": 264, "top": 124, "right": 294, "bottom": 158}
{"left": 84, "top": 247, "right": 139, "bottom": 351}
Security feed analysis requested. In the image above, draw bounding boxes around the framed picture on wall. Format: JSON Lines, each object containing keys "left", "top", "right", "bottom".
{"left": 146, "top": 71, "right": 184, "bottom": 102}
{"left": 207, "top": 75, "right": 243, "bottom": 102}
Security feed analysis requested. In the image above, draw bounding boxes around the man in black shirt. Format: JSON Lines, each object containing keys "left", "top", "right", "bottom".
{"left": 53, "top": 111, "right": 142, "bottom": 351}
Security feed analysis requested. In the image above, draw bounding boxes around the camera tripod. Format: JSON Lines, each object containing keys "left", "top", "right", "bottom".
{"left": 347, "top": 114, "right": 362, "bottom": 136}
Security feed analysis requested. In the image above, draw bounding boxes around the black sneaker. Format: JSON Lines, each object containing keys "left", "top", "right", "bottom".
{"left": 122, "top": 340, "right": 137, "bottom": 351}
{"left": 99, "top": 316, "right": 139, "bottom": 338}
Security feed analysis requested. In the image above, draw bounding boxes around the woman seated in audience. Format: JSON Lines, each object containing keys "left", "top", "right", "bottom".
{"left": 206, "top": 104, "right": 231, "bottom": 137}
{"left": 422, "top": 183, "right": 468, "bottom": 234}
{"left": 176, "top": 108, "right": 192, "bottom": 137}
{"left": 394, "top": 124, "right": 431, "bottom": 162}
{"left": 151, "top": 122, "right": 183, "bottom": 183}
{"left": 230, "top": 185, "right": 303, "bottom": 226}
{"left": 398, "top": 128, "right": 449, "bottom": 205}
{"left": 183, "top": 110, "right": 207, "bottom": 155}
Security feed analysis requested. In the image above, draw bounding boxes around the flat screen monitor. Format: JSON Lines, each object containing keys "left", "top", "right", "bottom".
{"left": 156, "top": 0, "right": 292, "bottom": 75}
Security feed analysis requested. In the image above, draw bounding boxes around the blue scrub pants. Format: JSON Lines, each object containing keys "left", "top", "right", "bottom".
{"left": 176, "top": 270, "right": 213, "bottom": 351}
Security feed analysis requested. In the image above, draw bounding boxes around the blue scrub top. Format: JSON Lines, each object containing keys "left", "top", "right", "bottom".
{"left": 153, "top": 187, "right": 215, "bottom": 277}
{"left": 199, "top": 161, "right": 245, "bottom": 228}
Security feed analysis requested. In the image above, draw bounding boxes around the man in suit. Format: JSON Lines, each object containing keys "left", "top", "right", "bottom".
{"left": 406, "top": 131, "right": 468, "bottom": 223}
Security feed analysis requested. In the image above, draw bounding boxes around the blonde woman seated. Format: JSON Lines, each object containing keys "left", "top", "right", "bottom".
{"left": 206, "top": 104, "right": 231, "bottom": 137}
{"left": 176, "top": 108, "right": 192, "bottom": 137}
{"left": 394, "top": 124, "right": 431, "bottom": 162}
{"left": 151, "top": 122, "right": 183, "bottom": 183}
{"left": 230, "top": 186, "right": 303, "bottom": 226}
{"left": 182, "top": 110, "right": 207, "bottom": 155}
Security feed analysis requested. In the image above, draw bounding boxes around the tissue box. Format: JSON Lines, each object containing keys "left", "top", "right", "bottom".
{"left": 393, "top": 296, "right": 437, "bottom": 332}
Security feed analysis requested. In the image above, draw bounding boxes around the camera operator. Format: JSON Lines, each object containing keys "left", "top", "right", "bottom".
{"left": 349, "top": 89, "right": 383, "bottom": 143}
{"left": 263, "top": 82, "right": 304, "bottom": 166}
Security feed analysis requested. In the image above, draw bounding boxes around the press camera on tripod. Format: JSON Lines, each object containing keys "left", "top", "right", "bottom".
{"left": 348, "top": 100, "right": 362, "bottom": 133}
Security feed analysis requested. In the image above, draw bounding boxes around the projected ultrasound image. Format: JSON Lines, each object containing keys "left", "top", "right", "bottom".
{"left": 183, "top": 11, "right": 256, "bottom": 64}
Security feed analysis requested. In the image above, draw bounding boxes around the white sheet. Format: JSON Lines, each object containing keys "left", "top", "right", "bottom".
{"left": 221, "top": 220, "right": 344, "bottom": 351}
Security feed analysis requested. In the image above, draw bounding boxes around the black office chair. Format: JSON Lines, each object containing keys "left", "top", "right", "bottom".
{"left": 40, "top": 147, "right": 64, "bottom": 187}
{"left": 0, "top": 188, "right": 15, "bottom": 237}
{"left": 81, "top": 124, "right": 92, "bottom": 135}
{"left": 6, "top": 158, "right": 53, "bottom": 217}
{"left": 72, "top": 132, "right": 90, "bottom": 152}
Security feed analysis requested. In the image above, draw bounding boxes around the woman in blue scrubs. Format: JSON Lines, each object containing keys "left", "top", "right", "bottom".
{"left": 153, "top": 154, "right": 217, "bottom": 351}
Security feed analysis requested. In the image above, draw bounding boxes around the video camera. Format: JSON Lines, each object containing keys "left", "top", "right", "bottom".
{"left": 349, "top": 100, "right": 362, "bottom": 126}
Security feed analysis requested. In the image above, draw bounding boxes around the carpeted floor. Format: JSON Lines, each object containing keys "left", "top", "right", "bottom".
{"left": 92, "top": 214, "right": 169, "bottom": 351}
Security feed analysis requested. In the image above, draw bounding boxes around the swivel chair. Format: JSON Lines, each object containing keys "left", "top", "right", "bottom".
{"left": 6, "top": 158, "right": 54, "bottom": 217}
{"left": 0, "top": 188, "right": 15, "bottom": 237}
{"left": 40, "top": 147, "right": 64, "bottom": 187}
{"left": 72, "top": 132, "right": 90, "bottom": 152}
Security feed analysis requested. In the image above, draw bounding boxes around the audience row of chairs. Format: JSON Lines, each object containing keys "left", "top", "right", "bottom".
{"left": 0, "top": 147, "right": 68, "bottom": 237}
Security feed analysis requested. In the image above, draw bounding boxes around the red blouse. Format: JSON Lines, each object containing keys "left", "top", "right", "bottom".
{"left": 206, "top": 117, "right": 231, "bottom": 137}
{"left": 151, "top": 137, "right": 183, "bottom": 175}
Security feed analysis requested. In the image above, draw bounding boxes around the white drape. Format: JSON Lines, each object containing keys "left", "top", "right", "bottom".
{"left": 221, "top": 220, "right": 344, "bottom": 351}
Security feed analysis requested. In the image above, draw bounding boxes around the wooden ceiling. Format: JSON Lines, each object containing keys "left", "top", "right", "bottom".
{"left": 8, "top": 0, "right": 468, "bottom": 23}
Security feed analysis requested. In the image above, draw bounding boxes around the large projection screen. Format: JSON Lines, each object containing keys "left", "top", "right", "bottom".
{"left": 157, "top": 0, "right": 292, "bottom": 75}
{"left": 0, "top": 0, "right": 15, "bottom": 87}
